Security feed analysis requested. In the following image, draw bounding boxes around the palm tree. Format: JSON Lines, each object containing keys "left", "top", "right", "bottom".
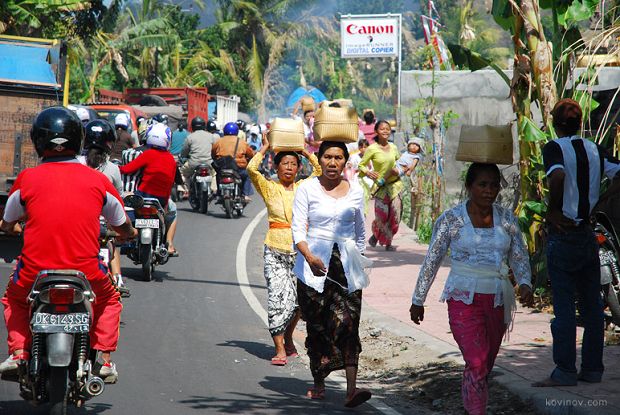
{"left": 0, "top": 0, "right": 87, "bottom": 36}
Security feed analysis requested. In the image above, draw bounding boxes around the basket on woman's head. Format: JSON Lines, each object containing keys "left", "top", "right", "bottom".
{"left": 268, "top": 117, "right": 305, "bottom": 152}
{"left": 313, "top": 103, "right": 359, "bottom": 143}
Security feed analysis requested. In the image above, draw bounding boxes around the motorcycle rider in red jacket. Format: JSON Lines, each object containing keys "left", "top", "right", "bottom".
{"left": 0, "top": 107, "right": 137, "bottom": 383}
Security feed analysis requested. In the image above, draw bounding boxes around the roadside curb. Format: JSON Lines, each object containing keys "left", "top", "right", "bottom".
{"left": 362, "top": 300, "right": 619, "bottom": 415}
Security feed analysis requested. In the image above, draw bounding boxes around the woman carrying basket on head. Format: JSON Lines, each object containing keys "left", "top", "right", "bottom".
{"left": 247, "top": 134, "right": 321, "bottom": 366}
{"left": 410, "top": 163, "right": 533, "bottom": 415}
{"left": 292, "top": 140, "right": 372, "bottom": 408}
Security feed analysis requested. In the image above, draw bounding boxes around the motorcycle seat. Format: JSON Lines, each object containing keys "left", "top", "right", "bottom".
{"left": 33, "top": 270, "right": 90, "bottom": 291}
{"left": 142, "top": 198, "right": 164, "bottom": 211}
{"left": 220, "top": 169, "right": 241, "bottom": 179}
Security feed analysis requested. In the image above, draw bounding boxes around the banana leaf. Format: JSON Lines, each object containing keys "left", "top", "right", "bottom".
{"left": 491, "top": 0, "right": 514, "bottom": 31}
{"left": 519, "top": 117, "right": 548, "bottom": 142}
{"left": 447, "top": 43, "right": 510, "bottom": 86}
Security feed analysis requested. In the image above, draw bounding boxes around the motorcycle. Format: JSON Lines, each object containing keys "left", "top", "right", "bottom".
{"left": 1, "top": 270, "right": 105, "bottom": 415}
{"left": 99, "top": 218, "right": 130, "bottom": 298}
{"left": 170, "top": 157, "right": 184, "bottom": 203}
{"left": 188, "top": 163, "right": 213, "bottom": 214}
{"left": 120, "top": 194, "right": 170, "bottom": 281}
{"left": 216, "top": 168, "right": 246, "bottom": 219}
{"left": 593, "top": 211, "right": 620, "bottom": 326}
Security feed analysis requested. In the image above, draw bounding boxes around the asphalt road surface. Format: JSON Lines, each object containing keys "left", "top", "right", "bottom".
{"left": 0, "top": 199, "right": 382, "bottom": 414}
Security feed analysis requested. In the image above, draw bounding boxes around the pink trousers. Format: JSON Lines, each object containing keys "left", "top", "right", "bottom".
{"left": 448, "top": 294, "right": 505, "bottom": 415}
{"left": 3, "top": 277, "right": 122, "bottom": 355}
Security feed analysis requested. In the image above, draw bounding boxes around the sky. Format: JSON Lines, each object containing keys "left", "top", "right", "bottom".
{"left": 163, "top": 0, "right": 420, "bottom": 29}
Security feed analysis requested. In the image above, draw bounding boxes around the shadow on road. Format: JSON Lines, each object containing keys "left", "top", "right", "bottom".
{"left": 0, "top": 400, "right": 113, "bottom": 414}
{"left": 121, "top": 268, "right": 172, "bottom": 283}
{"left": 216, "top": 339, "right": 273, "bottom": 361}
{"left": 158, "top": 275, "right": 266, "bottom": 290}
{"left": 178, "top": 376, "right": 369, "bottom": 414}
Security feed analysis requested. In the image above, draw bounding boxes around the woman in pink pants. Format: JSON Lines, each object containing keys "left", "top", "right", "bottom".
{"left": 409, "top": 163, "right": 534, "bottom": 415}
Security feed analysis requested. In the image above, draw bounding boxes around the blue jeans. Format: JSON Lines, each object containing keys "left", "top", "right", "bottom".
{"left": 238, "top": 169, "right": 253, "bottom": 197}
{"left": 546, "top": 227, "right": 604, "bottom": 383}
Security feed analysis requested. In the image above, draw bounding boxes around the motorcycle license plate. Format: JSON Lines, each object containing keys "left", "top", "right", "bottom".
{"left": 135, "top": 219, "right": 159, "bottom": 229}
{"left": 31, "top": 313, "right": 90, "bottom": 333}
{"left": 99, "top": 248, "right": 109, "bottom": 264}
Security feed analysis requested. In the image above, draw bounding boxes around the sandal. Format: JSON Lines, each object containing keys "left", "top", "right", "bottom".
{"left": 344, "top": 388, "right": 372, "bottom": 408}
{"left": 270, "top": 355, "right": 287, "bottom": 366}
{"left": 167, "top": 249, "right": 179, "bottom": 257}
{"left": 306, "top": 386, "right": 325, "bottom": 400}
{"left": 284, "top": 345, "right": 299, "bottom": 358}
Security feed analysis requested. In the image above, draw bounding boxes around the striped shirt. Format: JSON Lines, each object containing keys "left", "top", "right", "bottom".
{"left": 543, "top": 136, "right": 620, "bottom": 222}
{"left": 121, "top": 145, "right": 146, "bottom": 193}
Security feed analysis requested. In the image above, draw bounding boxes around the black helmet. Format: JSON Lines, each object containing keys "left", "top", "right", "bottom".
{"left": 206, "top": 120, "right": 217, "bottom": 133}
{"left": 84, "top": 119, "right": 117, "bottom": 152}
{"left": 191, "top": 116, "right": 206, "bottom": 131}
{"left": 153, "top": 113, "right": 169, "bottom": 125}
{"left": 236, "top": 119, "right": 246, "bottom": 130}
{"left": 31, "top": 106, "right": 83, "bottom": 158}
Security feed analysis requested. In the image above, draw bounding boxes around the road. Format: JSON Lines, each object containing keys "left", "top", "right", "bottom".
{"left": 0, "top": 200, "right": 381, "bottom": 414}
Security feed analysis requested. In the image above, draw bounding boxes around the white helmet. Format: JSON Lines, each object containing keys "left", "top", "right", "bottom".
{"left": 114, "top": 113, "right": 130, "bottom": 129}
{"left": 75, "top": 107, "right": 90, "bottom": 124}
{"left": 249, "top": 125, "right": 261, "bottom": 136}
{"left": 146, "top": 122, "right": 172, "bottom": 150}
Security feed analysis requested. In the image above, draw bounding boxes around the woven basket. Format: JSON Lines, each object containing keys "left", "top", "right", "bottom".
{"left": 456, "top": 124, "right": 513, "bottom": 165}
{"left": 313, "top": 105, "right": 359, "bottom": 143}
{"left": 300, "top": 96, "right": 315, "bottom": 112}
{"left": 334, "top": 98, "right": 353, "bottom": 108}
{"left": 268, "top": 117, "right": 305, "bottom": 152}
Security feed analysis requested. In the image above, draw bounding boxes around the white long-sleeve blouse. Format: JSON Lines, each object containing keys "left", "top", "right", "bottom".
{"left": 292, "top": 177, "right": 366, "bottom": 292}
{"left": 411, "top": 202, "right": 532, "bottom": 307}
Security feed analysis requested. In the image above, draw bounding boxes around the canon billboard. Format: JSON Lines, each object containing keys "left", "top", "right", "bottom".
{"left": 341, "top": 17, "right": 400, "bottom": 59}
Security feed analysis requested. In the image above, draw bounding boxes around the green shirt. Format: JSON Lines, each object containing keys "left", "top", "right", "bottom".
{"left": 358, "top": 142, "right": 404, "bottom": 199}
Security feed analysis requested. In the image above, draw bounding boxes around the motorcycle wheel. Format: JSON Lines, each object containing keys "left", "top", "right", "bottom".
{"left": 171, "top": 186, "right": 178, "bottom": 203}
{"left": 140, "top": 243, "right": 153, "bottom": 281}
{"left": 604, "top": 283, "right": 620, "bottom": 326}
{"left": 199, "top": 191, "right": 209, "bottom": 214}
{"left": 188, "top": 188, "right": 199, "bottom": 211}
{"left": 48, "top": 366, "right": 68, "bottom": 415}
{"left": 224, "top": 199, "right": 233, "bottom": 219}
{"left": 235, "top": 208, "right": 243, "bottom": 218}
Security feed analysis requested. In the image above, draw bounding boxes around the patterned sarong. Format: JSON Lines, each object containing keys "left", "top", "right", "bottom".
{"left": 263, "top": 245, "right": 298, "bottom": 336}
{"left": 297, "top": 245, "right": 362, "bottom": 382}
{"left": 372, "top": 193, "right": 402, "bottom": 246}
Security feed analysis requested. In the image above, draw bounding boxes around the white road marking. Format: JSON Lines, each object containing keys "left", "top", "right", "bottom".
{"left": 236, "top": 208, "right": 268, "bottom": 327}
{"left": 236, "top": 208, "right": 402, "bottom": 415}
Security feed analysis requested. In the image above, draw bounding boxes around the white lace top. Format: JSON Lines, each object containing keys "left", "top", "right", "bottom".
{"left": 411, "top": 202, "right": 532, "bottom": 307}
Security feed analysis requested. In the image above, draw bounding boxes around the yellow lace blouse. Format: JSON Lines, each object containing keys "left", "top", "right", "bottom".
{"left": 247, "top": 152, "right": 322, "bottom": 252}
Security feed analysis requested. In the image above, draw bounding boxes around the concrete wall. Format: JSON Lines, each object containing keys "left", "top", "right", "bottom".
{"left": 399, "top": 68, "right": 620, "bottom": 195}
{"left": 400, "top": 69, "right": 520, "bottom": 195}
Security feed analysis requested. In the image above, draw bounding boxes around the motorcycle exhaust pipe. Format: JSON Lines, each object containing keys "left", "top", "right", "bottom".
{"left": 158, "top": 247, "right": 169, "bottom": 259}
{"left": 83, "top": 376, "right": 105, "bottom": 397}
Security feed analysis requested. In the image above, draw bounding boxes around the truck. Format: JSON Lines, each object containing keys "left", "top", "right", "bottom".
{"left": 94, "top": 87, "right": 243, "bottom": 131}
{"left": 0, "top": 35, "right": 69, "bottom": 260}
{"left": 94, "top": 87, "right": 212, "bottom": 131}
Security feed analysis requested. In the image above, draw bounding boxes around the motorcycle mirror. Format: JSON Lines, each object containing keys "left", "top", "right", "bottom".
{"left": 123, "top": 194, "right": 144, "bottom": 209}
